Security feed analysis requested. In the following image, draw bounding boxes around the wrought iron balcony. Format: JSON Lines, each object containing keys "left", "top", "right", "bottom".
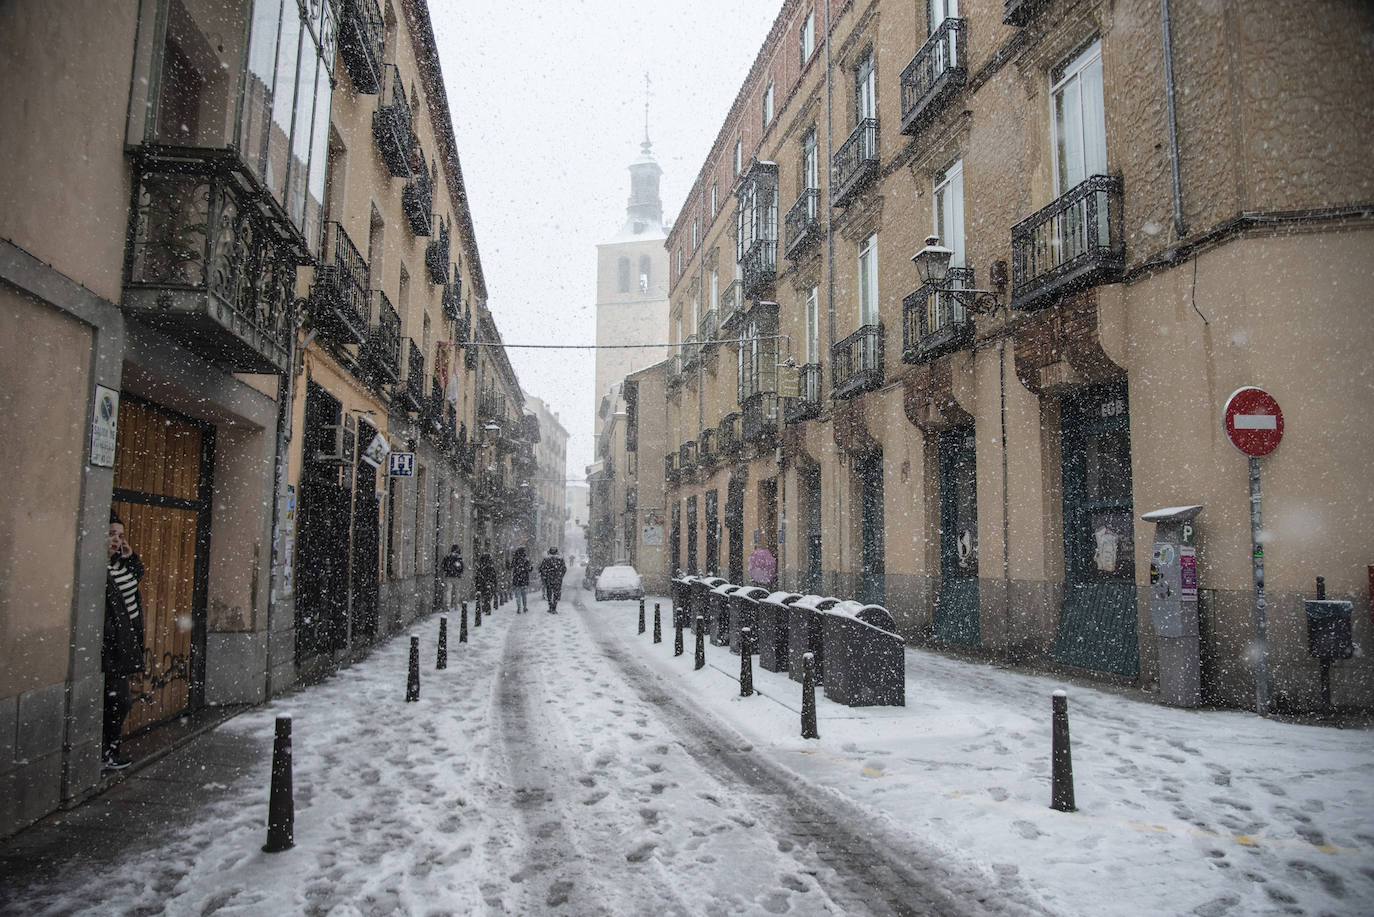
{"left": 403, "top": 149, "right": 433, "bottom": 236}
{"left": 665, "top": 452, "right": 680, "bottom": 485}
{"left": 784, "top": 189, "right": 822, "bottom": 260}
{"left": 373, "top": 64, "right": 413, "bottom": 177}
{"left": 900, "top": 18, "right": 967, "bottom": 135}
{"left": 902, "top": 266, "right": 974, "bottom": 363}
{"left": 680, "top": 440, "right": 698, "bottom": 471}
{"left": 425, "top": 219, "right": 450, "bottom": 284}
{"left": 718, "top": 412, "right": 743, "bottom": 455}
{"left": 832, "top": 118, "right": 879, "bottom": 207}
{"left": 399, "top": 339, "right": 425, "bottom": 413}
{"left": 742, "top": 391, "right": 779, "bottom": 443}
{"left": 718, "top": 281, "right": 744, "bottom": 333}
{"left": 338, "top": 0, "right": 383, "bottom": 94}
{"left": 784, "top": 363, "right": 823, "bottom": 424}
{"left": 362, "top": 289, "right": 401, "bottom": 383}
{"left": 666, "top": 352, "right": 684, "bottom": 387}
{"left": 831, "top": 323, "right": 884, "bottom": 400}
{"left": 1003, "top": 0, "right": 1049, "bottom": 27}
{"left": 698, "top": 307, "right": 719, "bottom": 345}
{"left": 740, "top": 238, "right": 777, "bottom": 301}
{"left": 1010, "top": 174, "right": 1124, "bottom": 311}
{"left": 442, "top": 266, "right": 462, "bottom": 324}
{"left": 309, "top": 221, "right": 369, "bottom": 347}
{"left": 697, "top": 428, "right": 717, "bottom": 467}
{"left": 123, "top": 155, "right": 298, "bottom": 374}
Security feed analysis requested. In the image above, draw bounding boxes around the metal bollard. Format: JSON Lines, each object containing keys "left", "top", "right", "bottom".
{"left": 653, "top": 603, "right": 662, "bottom": 644}
{"left": 475, "top": 596, "right": 483, "bottom": 628}
{"left": 739, "top": 627, "right": 754, "bottom": 697}
{"left": 638, "top": 599, "right": 646, "bottom": 635}
{"left": 262, "top": 715, "right": 294, "bottom": 852}
{"left": 801, "top": 653, "right": 819, "bottom": 739}
{"left": 459, "top": 602, "right": 469, "bottom": 643}
{"left": 674, "top": 613, "right": 684, "bottom": 657}
{"left": 406, "top": 636, "right": 421, "bottom": 702}
{"left": 1051, "top": 690, "right": 1076, "bottom": 812}
{"left": 695, "top": 615, "right": 706, "bottom": 670}
{"left": 436, "top": 616, "right": 448, "bottom": 670}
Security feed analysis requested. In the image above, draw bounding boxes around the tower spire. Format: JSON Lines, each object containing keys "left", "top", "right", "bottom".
{"left": 624, "top": 71, "right": 662, "bottom": 235}
{"left": 642, "top": 73, "right": 652, "bottom": 152}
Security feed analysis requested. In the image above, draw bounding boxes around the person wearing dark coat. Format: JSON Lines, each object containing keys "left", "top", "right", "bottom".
{"left": 538, "top": 547, "right": 568, "bottom": 614}
{"left": 104, "top": 511, "right": 146, "bottom": 770}
{"left": 510, "top": 547, "right": 533, "bottom": 613}
{"left": 475, "top": 550, "right": 499, "bottom": 616}
{"left": 440, "top": 544, "right": 464, "bottom": 611}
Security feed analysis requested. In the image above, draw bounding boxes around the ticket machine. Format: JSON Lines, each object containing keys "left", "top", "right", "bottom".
{"left": 1142, "top": 505, "right": 1203, "bottom": 707}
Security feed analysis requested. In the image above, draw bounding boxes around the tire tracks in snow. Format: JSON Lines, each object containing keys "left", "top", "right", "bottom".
{"left": 575, "top": 596, "right": 1051, "bottom": 917}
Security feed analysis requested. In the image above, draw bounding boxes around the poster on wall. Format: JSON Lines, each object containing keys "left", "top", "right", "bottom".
{"left": 90, "top": 384, "right": 118, "bottom": 467}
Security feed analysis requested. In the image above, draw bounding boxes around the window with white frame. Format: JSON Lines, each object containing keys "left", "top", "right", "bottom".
{"left": 692, "top": 292, "right": 699, "bottom": 331}
{"left": 763, "top": 81, "right": 774, "bottom": 129}
{"left": 858, "top": 233, "right": 878, "bottom": 326}
{"left": 733, "top": 138, "right": 742, "bottom": 175}
{"left": 856, "top": 51, "right": 876, "bottom": 123}
{"left": 932, "top": 159, "right": 966, "bottom": 331}
{"left": 802, "top": 127, "right": 818, "bottom": 191}
{"left": 800, "top": 10, "right": 815, "bottom": 67}
{"left": 710, "top": 183, "right": 718, "bottom": 218}
{"left": 1052, "top": 39, "right": 1106, "bottom": 194}
{"left": 692, "top": 217, "right": 699, "bottom": 249}
{"left": 710, "top": 267, "right": 719, "bottom": 313}
{"left": 676, "top": 247, "right": 682, "bottom": 278}
{"left": 805, "top": 284, "right": 820, "bottom": 363}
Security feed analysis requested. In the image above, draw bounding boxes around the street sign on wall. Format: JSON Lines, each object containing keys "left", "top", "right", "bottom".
{"left": 1224, "top": 386, "right": 1284, "bottom": 457}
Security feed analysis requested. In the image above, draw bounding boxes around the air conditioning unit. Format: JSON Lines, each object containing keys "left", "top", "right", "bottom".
{"left": 313, "top": 423, "right": 355, "bottom": 466}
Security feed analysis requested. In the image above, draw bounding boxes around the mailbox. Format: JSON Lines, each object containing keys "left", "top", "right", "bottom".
{"left": 1142, "top": 505, "right": 1203, "bottom": 707}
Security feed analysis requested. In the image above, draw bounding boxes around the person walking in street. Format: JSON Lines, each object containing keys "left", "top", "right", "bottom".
{"left": 510, "top": 546, "right": 532, "bottom": 613}
{"left": 103, "top": 511, "right": 146, "bottom": 770}
{"left": 440, "top": 544, "right": 464, "bottom": 612}
{"left": 539, "top": 547, "right": 567, "bottom": 614}
{"left": 475, "top": 548, "right": 499, "bottom": 617}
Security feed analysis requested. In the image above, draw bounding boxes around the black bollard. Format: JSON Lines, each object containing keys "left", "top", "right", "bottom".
{"left": 437, "top": 616, "right": 448, "bottom": 670}
{"left": 674, "top": 613, "right": 684, "bottom": 657}
{"left": 459, "top": 602, "right": 468, "bottom": 643}
{"left": 695, "top": 615, "right": 706, "bottom": 670}
{"left": 406, "top": 636, "right": 420, "bottom": 702}
{"left": 801, "top": 653, "right": 818, "bottom": 739}
{"left": 638, "top": 599, "right": 646, "bottom": 635}
{"left": 1051, "top": 690, "right": 1076, "bottom": 812}
{"left": 653, "top": 603, "right": 662, "bottom": 644}
{"left": 740, "top": 627, "right": 754, "bottom": 697}
{"left": 262, "top": 715, "right": 294, "bottom": 852}
{"left": 475, "top": 596, "right": 483, "bottom": 628}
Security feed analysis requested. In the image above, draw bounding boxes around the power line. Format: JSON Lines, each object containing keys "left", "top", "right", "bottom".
{"left": 467, "top": 334, "right": 790, "bottom": 350}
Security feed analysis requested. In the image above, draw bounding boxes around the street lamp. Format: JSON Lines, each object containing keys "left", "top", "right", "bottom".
{"left": 911, "top": 235, "right": 1005, "bottom": 314}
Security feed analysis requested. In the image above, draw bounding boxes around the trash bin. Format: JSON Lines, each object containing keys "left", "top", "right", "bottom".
{"left": 709, "top": 583, "right": 740, "bottom": 646}
{"left": 757, "top": 592, "right": 803, "bottom": 672}
{"left": 788, "top": 596, "right": 841, "bottom": 683}
{"left": 1306, "top": 600, "right": 1354, "bottom": 660}
{"left": 821, "top": 601, "right": 905, "bottom": 707}
{"left": 672, "top": 575, "right": 695, "bottom": 629}
{"left": 690, "top": 577, "right": 724, "bottom": 636}
{"left": 728, "top": 587, "right": 772, "bottom": 655}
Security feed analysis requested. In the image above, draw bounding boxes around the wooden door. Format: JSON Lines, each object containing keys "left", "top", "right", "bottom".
{"left": 112, "top": 397, "right": 212, "bottom": 734}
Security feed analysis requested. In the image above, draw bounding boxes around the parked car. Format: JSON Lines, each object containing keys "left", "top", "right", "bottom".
{"left": 594, "top": 563, "right": 643, "bottom": 602}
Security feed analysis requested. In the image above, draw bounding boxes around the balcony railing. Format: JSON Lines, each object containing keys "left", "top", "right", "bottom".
{"left": 831, "top": 323, "right": 884, "bottom": 400}
{"left": 399, "top": 339, "right": 424, "bottom": 413}
{"left": 666, "top": 351, "right": 684, "bottom": 387}
{"left": 310, "top": 221, "right": 369, "bottom": 347}
{"left": 1003, "top": 0, "right": 1049, "bottom": 27}
{"left": 680, "top": 440, "right": 698, "bottom": 471}
{"left": 900, "top": 18, "right": 967, "bottom": 135}
{"left": 665, "top": 452, "right": 680, "bottom": 485}
{"left": 425, "top": 218, "right": 450, "bottom": 284}
{"left": 373, "top": 64, "right": 413, "bottom": 177}
{"left": 784, "top": 363, "right": 823, "bottom": 424}
{"left": 681, "top": 333, "right": 701, "bottom": 369}
{"left": 697, "top": 307, "right": 719, "bottom": 344}
{"left": 718, "top": 412, "right": 743, "bottom": 455}
{"left": 784, "top": 188, "right": 822, "bottom": 260}
{"left": 719, "top": 281, "right": 744, "bottom": 333}
{"left": 902, "top": 266, "right": 974, "bottom": 363}
{"left": 124, "top": 157, "right": 297, "bottom": 374}
{"left": 740, "top": 238, "right": 777, "bottom": 300}
{"left": 402, "top": 149, "right": 433, "bottom": 236}
{"left": 742, "top": 391, "right": 779, "bottom": 443}
{"left": 442, "top": 266, "right": 462, "bottom": 324}
{"left": 1010, "top": 174, "right": 1124, "bottom": 311}
{"left": 362, "top": 289, "right": 401, "bottom": 383}
{"left": 338, "top": 0, "right": 383, "bottom": 94}
{"left": 832, "top": 118, "right": 879, "bottom": 207}
{"left": 697, "top": 428, "right": 717, "bottom": 466}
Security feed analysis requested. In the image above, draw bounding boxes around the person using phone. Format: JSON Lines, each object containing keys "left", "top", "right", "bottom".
{"left": 103, "top": 511, "right": 146, "bottom": 770}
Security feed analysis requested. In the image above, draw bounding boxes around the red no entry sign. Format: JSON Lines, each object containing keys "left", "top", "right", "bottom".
{"left": 1224, "top": 386, "right": 1284, "bottom": 457}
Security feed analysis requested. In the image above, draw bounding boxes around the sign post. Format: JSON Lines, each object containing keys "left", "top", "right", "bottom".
{"left": 1223, "top": 386, "right": 1284, "bottom": 716}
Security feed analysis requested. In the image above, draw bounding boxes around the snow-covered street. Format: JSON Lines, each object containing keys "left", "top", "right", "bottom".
{"left": 3, "top": 571, "right": 1372, "bottom": 916}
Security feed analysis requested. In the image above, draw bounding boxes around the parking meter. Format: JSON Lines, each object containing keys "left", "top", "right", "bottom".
{"left": 1142, "top": 505, "right": 1203, "bottom": 707}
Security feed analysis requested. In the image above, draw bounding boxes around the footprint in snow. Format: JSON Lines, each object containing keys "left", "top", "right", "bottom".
{"left": 1013, "top": 820, "right": 1042, "bottom": 840}
{"left": 626, "top": 841, "right": 658, "bottom": 863}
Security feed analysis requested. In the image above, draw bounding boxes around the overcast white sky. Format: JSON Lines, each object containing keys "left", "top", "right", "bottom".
{"left": 431, "top": 1, "right": 783, "bottom": 481}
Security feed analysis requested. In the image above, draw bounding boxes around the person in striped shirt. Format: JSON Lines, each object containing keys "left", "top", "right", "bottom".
{"left": 103, "top": 511, "right": 146, "bottom": 770}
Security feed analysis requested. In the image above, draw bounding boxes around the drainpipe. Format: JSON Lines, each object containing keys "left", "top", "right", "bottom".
{"left": 823, "top": 0, "right": 839, "bottom": 593}
{"left": 999, "top": 338, "right": 1011, "bottom": 616}
{"left": 1161, "top": 0, "right": 1187, "bottom": 239}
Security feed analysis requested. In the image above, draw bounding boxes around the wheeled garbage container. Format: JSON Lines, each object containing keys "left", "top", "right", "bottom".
{"left": 728, "top": 587, "right": 772, "bottom": 654}
{"left": 709, "top": 583, "right": 739, "bottom": 646}
{"left": 757, "top": 592, "right": 803, "bottom": 672}
{"left": 787, "top": 596, "right": 841, "bottom": 683}
{"left": 821, "top": 602, "right": 905, "bottom": 707}
{"left": 690, "top": 576, "right": 725, "bottom": 636}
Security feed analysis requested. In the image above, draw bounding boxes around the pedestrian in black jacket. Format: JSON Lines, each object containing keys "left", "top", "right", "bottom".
{"left": 104, "top": 511, "right": 146, "bottom": 770}
{"left": 440, "top": 544, "right": 464, "bottom": 611}
{"left": 539, "top": 548, "right": 567, "bottom": 614}
{"left": 475, "top": 549, "right": 499, "bottom": 616}
{"left": 511, "top": 547, "right": 532, "bottom": 613}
